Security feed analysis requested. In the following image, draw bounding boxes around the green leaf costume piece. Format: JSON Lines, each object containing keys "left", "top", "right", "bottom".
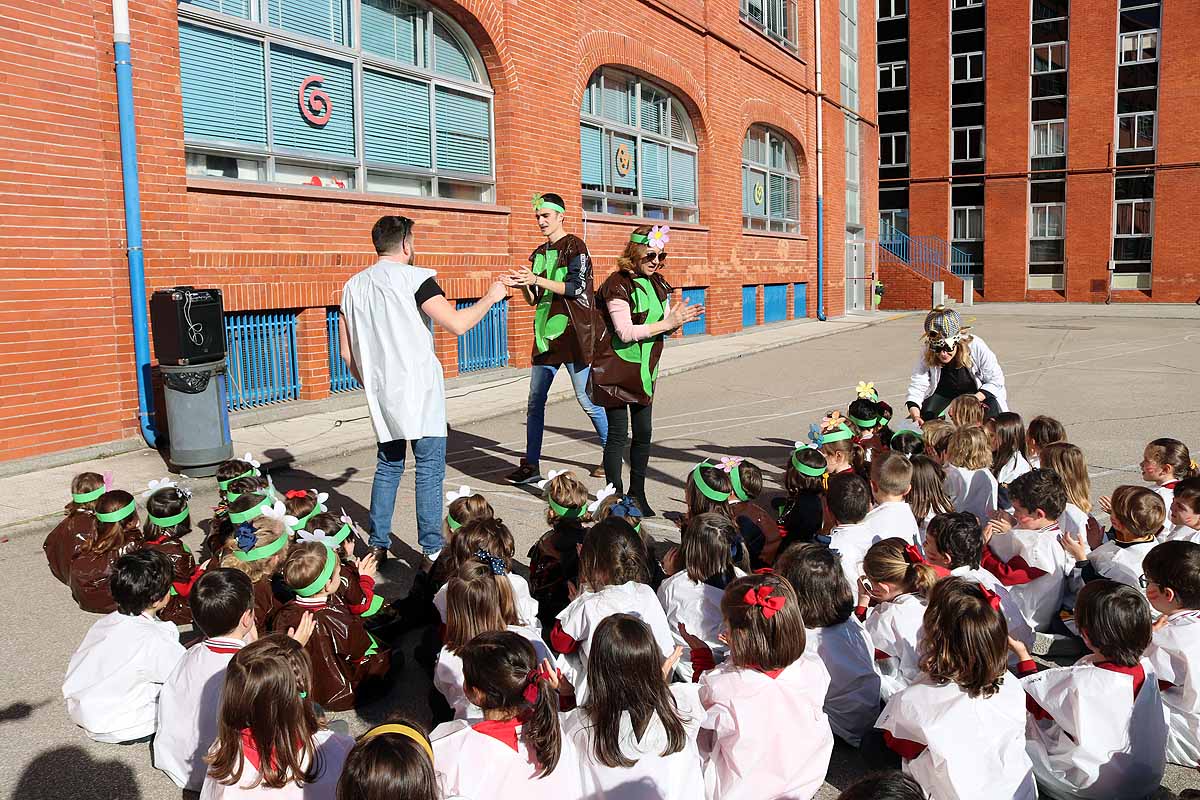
{"left": 532, "top": 249, "right": 570, "bottom": 355}
{"left": 612, "top": 277, "right": 665, "bottom": 397}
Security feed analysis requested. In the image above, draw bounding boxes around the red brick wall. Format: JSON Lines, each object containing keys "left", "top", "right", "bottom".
{"left": 1, "top": 0, "right": 868, "bottom": 462}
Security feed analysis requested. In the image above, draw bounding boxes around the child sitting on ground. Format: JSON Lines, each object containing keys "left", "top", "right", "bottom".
{"left": 724, "top": 458, "right": 782, "bottom": 566}
{"left": 905, "top": 455, "right": 954, "bottom": 536}
{"left": 826, "top": 472, "right": 883, "bottom": 589}
{"left": 45, "top": 471, "right": 104, "bottom": 586}
{"left": 1012, "top": 580, "right": 1167, "bottom": 800}
{"left": 1143, "top": 540, "right": 1200, "bottom": 767}
{"left": 1062, "top": 485, "right": 1163, "bottom": 593}
{"left": 434, "top": 487, "right": 495, "bottom": 590}
{"left": 141, "top": 483, "right": 204, "bottom": 625}
{"left": 864, "top": 452, "right": 921, "bottom": 550}
{"left": 987, "top": 412, "right": 1032, "bottom": 493}
{"left": 335, "top": 720, "right": 439, "bottom": 800}
{"left": 815, "top": 414, "right": 867, "bottom": 480}
{"left": 944, "top": 393, "right": 985, "bottom": 429}
{"left": 436, "top": 517, "right": 539, "bottom": 632}
{"left": 69, "top": 489, "right": 145, "bottom": 614}
{"left": 1039, "top": 442, "right": 1103, "bottom": 548}
{"left": 528, "top": 471, "right": 592, "bottom": 630}
{"left": 857, "top": 538, "right": 936, "bottom": 700}
{"left": 1167, "top": 477, "right": 1200, "bottom": 542}
{"left": 847, "top": 382, "right": 894, "bottom": 461}
{"left": 1025, "top": 415, "right": 1066, "bottom": 469}
{"left": 1142, "top": 437, "right": 1197, "bottom": 511}
{"left": 943, "top": 426, "right": 998, "bottom": 526}
{"left": 220, "top": 500, "right": 292, "bottom": 633}
{"left": 304, "top": 511, "right": 382, "bottom": 619}
{"left": 776, "top": 445, "right": 828, "bottom": 553}
{"left": 63, "top": 550, "right": 184, "bottom": 743}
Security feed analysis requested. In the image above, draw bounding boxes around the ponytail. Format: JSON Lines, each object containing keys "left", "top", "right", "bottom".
{"left": 522, "top": 668, "right": 562, "bottom": 776}
{"left": 863, "top": 538, "right": 938, "bottom": 599}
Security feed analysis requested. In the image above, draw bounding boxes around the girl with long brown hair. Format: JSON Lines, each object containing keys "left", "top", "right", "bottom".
{"left": 69, "top": 489, "right": 144, "bottom": 614}
{"left": 44, "top": 471, "right": 105, "bottom": 586}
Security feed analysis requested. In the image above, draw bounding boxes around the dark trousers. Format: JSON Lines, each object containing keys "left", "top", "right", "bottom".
{"left": 921, "top": 392, "right": 1001, "bottom": 421}
{"left": 603, "top": 403, "right": 653, "bottom": 497}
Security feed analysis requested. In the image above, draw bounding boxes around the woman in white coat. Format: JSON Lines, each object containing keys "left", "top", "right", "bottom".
{"left": 906, "top": 307, "right": 1008, "bottom": 425}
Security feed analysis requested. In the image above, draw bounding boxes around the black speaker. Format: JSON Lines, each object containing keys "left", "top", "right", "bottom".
{"left": 150, "top": 287, "right": 225, "bottom": 366}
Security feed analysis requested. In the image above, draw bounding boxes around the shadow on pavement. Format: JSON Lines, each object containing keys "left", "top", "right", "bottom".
{"left": 14, "top": 744, "right": 143, "bottom": 800}
{"left": 0, "top": 699, "right": 51, "bottom": 724}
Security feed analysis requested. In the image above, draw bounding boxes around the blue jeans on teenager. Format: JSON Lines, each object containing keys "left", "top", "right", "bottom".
{"left": 368, "top": 436, "right": 447, "bottom": 556}
{"left": 526, "top": 361, "right": 608, "bottom": 466}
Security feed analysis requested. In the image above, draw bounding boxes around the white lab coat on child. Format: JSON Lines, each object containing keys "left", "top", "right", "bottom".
{"left": 434, "top": 624, "right": 552, "bottom": 720}
{"left": 699, "top": 656, "right": 834, "bottom": 800}
{"left": 1162, "top": 524, "right": 1200, "bottom": 544}
{"left": 432, "top": 717, "right": 583, "bottom": 800}
{"left": 864, "top": 502, "right": 921, "bottom": 550}
{"left": 944, "top": 465, "right": 998, "bottom": 527}
{"left": 1059, "top": 503, "right": 1097, "bottom": 548}
{"left": 1022, "top": 655, "right": 1167, "bottom": 800}
{"left": 876, "top": 674, "right": 1036, "bottom": 800}
{"left": 985, "top": 523, "right": 1073, "bottom": 632}
{"left": 829, "top": 522, "right": 885, "bottom": 590}
{"left": 154, "top": 637, "right": 245, "bottom": 790}
{"left": 1087, "top": 539, "right": 1157, "bottom": 594}
{"left": 199, "top": 729, "right": 354, "bottom": 800}
{"left": 998, "top": 452, "right": 1033, "bottom": 487}
{"left": 864, "top": 593, "right": 926, "bottom": 701}
{"left": 1145, "top": 610, "right": 1200, "bottom": 767}
{"left": 63, "top": 611, "right": 185, "bottom": 743}
{"left": 564, "top": 683, "right": 706, "bottom": 800}
{"left": 434, "top": 572, "right": 541, "bottom": 634}
{"left": 949, "top": 565, "right": 1035, "bottom": 650}
{"left": 805, "top": 617, "right": 881, "bottom": 746}
{"left": 657, "top": 569, "right": 745, "bottom": 681}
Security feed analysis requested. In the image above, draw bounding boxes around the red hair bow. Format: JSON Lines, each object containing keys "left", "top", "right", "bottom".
{"left": 522, "top": 666, "right": 553, "bottom": 704}
{"left": 743, "top": 585, "right": 786, "bottom": 619}
{"left": 979, "top": 586, "right": 1002, "bottom": 612}
{"left": 903, "top": 544, "right": 925, "bottom": 565}
{"left": 285, "top": 490, "right": 308, "bottom": 499}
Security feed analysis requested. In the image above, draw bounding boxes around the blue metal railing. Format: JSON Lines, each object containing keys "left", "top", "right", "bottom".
{"left": 681, "top": 288, "right": 706, "bottom": 336}
{"left": 223, "top": 311, "right": 301, "bottom": 410}
{"left": 326, "top": 309, "right": 361, "bottom": 393}
{"left": 456, "top": 299, "right": 508, "bottom": 373}
{"left": 879, "top": 219, "right": 975, "bottom": 280}
{"left": 949, "top": 245, "right": 975, "bottom": 277}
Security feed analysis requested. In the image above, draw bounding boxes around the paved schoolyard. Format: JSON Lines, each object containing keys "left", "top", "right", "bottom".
{"left": 3, "top": 304, "right": 1200, "bottom": 799}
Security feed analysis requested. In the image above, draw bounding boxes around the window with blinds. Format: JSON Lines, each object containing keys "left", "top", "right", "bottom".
{"left": 579, "top": 68, "right": 699, "bottom": 223}
{"left": 741, "top": 125, "right": 801, "bottom": 233}
{"left": 177, "top": 0, "right": 494, "bottom": 201}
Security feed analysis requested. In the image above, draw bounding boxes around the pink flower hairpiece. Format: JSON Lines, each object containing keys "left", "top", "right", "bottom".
{"left": 716, "top": 456, "right": 744, "bottom": 473}
{"left": 102, "top": 471, "right": 114, "bottom": 491}
{"left": 821, "top": 411, "right": 846, "bottom": 432}
{"left": 647, "top": 225, "right": 670, "bottom": 252}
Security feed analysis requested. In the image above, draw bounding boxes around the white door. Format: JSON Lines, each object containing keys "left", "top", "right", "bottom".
{"left": 845, "top": 239, "right": 867, "bottom": 311}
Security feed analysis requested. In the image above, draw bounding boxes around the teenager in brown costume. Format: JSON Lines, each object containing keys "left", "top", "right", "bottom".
{"left": 589, "top": 225, "right": 702, "bottom": 516}
{"left": 503, "top": 193, "right": 608, "bottom": 485}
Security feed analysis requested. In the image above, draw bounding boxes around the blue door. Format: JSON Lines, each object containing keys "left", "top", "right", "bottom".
{"left": 742, "top": 285, "right": 758, "bottom": 328}
{"left": 764, "top": 284, "right": 786, "bottom": 323}
{"left": 681, "top": 288, "right": 706, "bottom": 336}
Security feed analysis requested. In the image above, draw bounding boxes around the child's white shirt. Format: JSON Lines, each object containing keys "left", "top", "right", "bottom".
{"left": 1029, "top": 454, "right": 1041, "bottom": 469}
{"left": 62, "top": 611, "right": 185, "bottom": 743}
{"left": 434, "top": 571, "right": 541, "bottom": 633}
{"left": 432, "top": 717, "right": 583, "bottom": 800}
{"left": 998, "top": 452, "right": 1033, "bottom": 486}
{"left": 986, "top": 523, "right": 1072, "bottom": 632}
{"left": 699, "top": 656, "right": 834, "bottom": 800}
{"left": 943, "top": 465, "right": 999, "bottom": 526}
{"left": 1154, "top": 482, "right": 1177, "bottom": 511}
{"left": 154, "top": 637, "right": 245, "bottom": 790}
{"left": 657, "top": 569, "right": 745, "bottom": 681}
{"left": 1059, "top": 503, "right": 1095, "bottom": 549}
{"left": 876, "top": 674, "right": 1035, "bottom": 800}
{"left": 434, "top": 624, "right": 552, "bottom": 720}
{"left": 948, "top": 565, "right": 1035, "bottom": 650}
{"left": 864, "top": 593, "right": 926, "bottom": 700}
{"left": 804, "top": 618, "right": 881, "bottom": 746}
{"left": 1145, "top": 609, "right": 1200, "bottom": 767}
{"left": 1022, "top": 655, "right": 1167, "bottom": 800}
{"left": 564, "top": 683, "right": 705, "bottom": 800}
{"left": 1162, "top": 523, "right": 1200, "bottom": 544}
{"left": 864, "top": 502, "right": 921, "bottom": 550}
{"left": 1087, "top": 539, "right": 1157, "bottom": 594}
{"left": 199, "top": 728, "right": 354, "bottom": 800}
{"left": 829, "top": 521, "right": 884, "bottom": 590}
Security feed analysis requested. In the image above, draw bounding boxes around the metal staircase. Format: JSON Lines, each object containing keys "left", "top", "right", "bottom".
{"left": 878, "top": 219, "right": 975, "bottom": 282}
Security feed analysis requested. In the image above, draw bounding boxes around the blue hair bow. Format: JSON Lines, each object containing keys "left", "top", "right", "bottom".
{"left": 610, "top": 496, "right": 644, "bottom": 521}
{"left": 235, "top": 522, "right": 257, "bottom": 552}
{"left": 475, "top": 548, "right": 507, "bottom": 576}
{"left": 730, "top": 533, "right": 746, "bottom": 562}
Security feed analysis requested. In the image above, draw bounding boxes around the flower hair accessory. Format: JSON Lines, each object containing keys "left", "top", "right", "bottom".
{"left": 979, "top": 586, "right": 1002, "bottom": 612}
{"left": 260, "top": 501, "right": 300, "bottom": 532}
{"left": 102, "top": 471, "right": 114, "bottom": 491}
{"left": 475, "top": 548, "right": 507, "bottom": 576}
{"left": 531, "top": 194, "right": 565, "bottom": 213}
{"left": 855, "top": 381, "right": 878, "bottom": 401}
{"left": 445, "top": 485, "right": 473, "bottom": 505}
{"left": 241, "top": 452, "right": 262, "bottom": 471}
{"left": 534, "top": 469, "right": 567, "bottom": 491}
{"left": 587, "top": 483, "right": 617, "bottom": 514}
{"left": 716, "top": 456, "right": 744, "bottom": 473}
{"left": 297, "top": 528, "right": 330, "bottom": 545}
{"left": 143, "top": 477, "right": 178, "bottom": 498}
{"left": 647, "top": 225, "right": 670, "bottom": 252}
{"left": 608, "top": 496, "right": 644, "bottom": 525}
{"left": 743, "top": 584, "right": 785, "bottom": 619}
{"left": 235, "top": 523, "right": 258, "bottom": 552}
{"left": 903, "top": 544, "right": 925, "bottom": 565}
{"left": 821, "top": 412, "right": 847, "bottom": 432}
{"left": 285, "top": 489, "right": 308, "bottom": 500}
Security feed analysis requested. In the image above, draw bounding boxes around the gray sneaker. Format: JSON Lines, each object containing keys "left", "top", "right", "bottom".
{"left": 505, "top": 461, "right": 543, "bottom": 485}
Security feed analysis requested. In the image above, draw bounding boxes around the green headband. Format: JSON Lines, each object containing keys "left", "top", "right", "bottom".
{"left": 328, "top": 522, "right": 351, "bottom": 546}
{"left": 730, "top": 465, "right": 750, "bottom": 502}
{"left": 72, "top": 487, "right": 105, "bottom": 504}
{"left": 446, "top": 514, "right": 462, "bottom": 532}
{"left": 820, "top": 423, "right": 855, "bottom": 444}
{"left": 228, "top": 496, "right": 271, "bottom": 525}
{"left": 692, "top": 463, "right": 732, "bottom": 502}
{"left": 791, "top": 450, "right": 828, "bottom": 478}
{"left": 218, "top": 468, "right": 259, "bottom": 491}
{"left": 233, "top": 531, "right": 289, "bottom": 562}
{"left": 548, "top": 496, "right": 585, "bottom": 519}
{"left": 849, "top": 414, "right": 880, "bottom": 429}
{"left": 630, "top": 233, "right": 649, "bottom": 244}
{"left": 96, "top": 499, "right": 137, "bottom": 524}
{"left": 225, "top": 488, "right": 271, "bottom": 503}
{"left": 148, "top": 507, "right": 190, "bottom": 528}
{"left": 293, "top": 503, "right": 326, "bottom": 530}
{"left": 294, "top": 548, "right": 337, "bottom": 597}
{"left": 532, "top": 195, "right": 565, "bottom": 214}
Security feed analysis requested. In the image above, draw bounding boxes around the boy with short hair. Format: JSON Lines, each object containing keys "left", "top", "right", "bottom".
{"left": 1061, "top": 485, "right": 1163, "bottom": 594}
{"left": 1143, "top": 540, "right": 1200, "bottom": 767}
{"left": 62, "top": 550, "right": 184, "bottom": 743}
{"left": 827, "top": 472, "right": 883, "bottom": 590}
{"left": 864, "top": 451, "right": 921, "bottom": 550}
{"left": 981, "top": 468, "right": 1073, "bottom": 632}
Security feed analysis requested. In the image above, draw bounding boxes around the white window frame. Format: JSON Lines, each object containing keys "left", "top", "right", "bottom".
{"left": 740, "top": 0, "right": 799, "bottom": 50}
{"left": 1031, "top": 120, "right": 1066, "bottom": 156}
{"left": 1031, "top": 203, "right": 1065, "bottom": 239}
{"left": 878, "top": 61, "right": 907, "bottom": 91}
{"left": 1117, "top": 111, "right": 1156, "bottom": 152}
{"left": 952, "top": 126, "right": 984, "bottom": 162}
{"left": 878, "top": 0, "right": 907, "bottom": 21}
{"left": 1032, "top": 42, "right": 1067, "bottom": 74}
{"left": 742, "top": 125, "right": 802, "bottom": 233}
{"left": 880, "top": 132, "right": 908, "bottom": 167}
{"left": 1114, "top": 199, "right": 1153, "bottom": 237}
{"left": 953, "top": 0, "right": 983, "bottom": 8}
{"left": 952, "top": 206, "right": 984, "bottom": 241}
{"left": 952, "top": 52, "right": 984, "bottom": 83}
{"left": 1119, "top": 30, "right": 1159, "bottom": 65}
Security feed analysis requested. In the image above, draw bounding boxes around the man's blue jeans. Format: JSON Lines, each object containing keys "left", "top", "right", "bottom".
{"left": 368, "top": 436, "right": 446, "bottom": 555}
{"left": 526, "top": 361, "right": 608, "bottom": 466}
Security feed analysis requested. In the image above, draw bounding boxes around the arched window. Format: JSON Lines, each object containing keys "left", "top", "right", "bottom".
{"left": 178, "top": 0, "right": 495, "bottom": 201}
{"left": 742, "top": 125, "right": 801, "bottom": 233}
{"left": 580, "top": 68, "right": 698, "bottom": 222}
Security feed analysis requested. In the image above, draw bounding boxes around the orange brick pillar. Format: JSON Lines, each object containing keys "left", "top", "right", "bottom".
{"left": 296, "top": 307, "right": 331, "bottom": 401}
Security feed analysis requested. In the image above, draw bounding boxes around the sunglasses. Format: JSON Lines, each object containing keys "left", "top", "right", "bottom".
{"left": 641, "top": 252, "right": 668, "bottom": 264}
{"left": 928, "top": 340, "right": 956, "bottom": 353}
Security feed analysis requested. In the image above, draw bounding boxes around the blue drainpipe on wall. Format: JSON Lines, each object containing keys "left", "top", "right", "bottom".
{"left": 112, "top": 0, "right": 157, "bottom": 447}
{"left": 813, "top": 0, "right": 827, "bottom": 321}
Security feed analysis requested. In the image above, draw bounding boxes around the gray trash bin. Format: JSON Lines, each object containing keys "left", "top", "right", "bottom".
{"left": 160, "top": 358, "right": 233, "bottom": 476}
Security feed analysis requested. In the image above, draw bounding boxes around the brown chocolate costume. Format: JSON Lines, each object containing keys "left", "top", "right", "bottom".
{"left": 143, "top": 536, "right": 203, "bottom": 625}
{"left": 731, "top": 500, "right": 784, "bottom": 567}
{"left": 589, "top": 270, "right": 672, "bottom": 407}
{"left": 44, "top": 511, "right": 95, "bottom": 585}
{"left": 528, "top": 234, "right": 597, "bottom": 366}
{"left": 271, "top": 595, "right": 391, "bottom": 711}
{"left": 69, "top": 531, "right": 143, "bottom": 614}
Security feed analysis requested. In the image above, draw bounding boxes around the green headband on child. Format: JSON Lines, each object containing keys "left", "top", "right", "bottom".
{"left": 629, "top": 233, "right": 650, "bottom": 244}
{"left": 233, "top": 532, "right": 289, "bottom": 562}
{"left": 791, "top": 449, "right": 828, "bottom": 478}
{"left": 96, "top": 500, "right": 137, "bottom": 524}
{"left": 295, "top": 547, "right": 337, "bottom": 597}
{"left": 72, "top": 487, "right": 105, "bottom": 504}
{"left": 692, "top": 463, "right": 732, "bottom": 502}
{"left": 532, "top": 195, "right": 566, "bottom": 214}
{"left": 849, "top": 414, "right": 880, "bottom": 429}
{"left": 293, "top": 502, "right": 326, "bottom": 530}
{"left": 328, "top": 522, "right": 351, "bottom": 546}
{"left": 819, "top": 423, "right": 855, "bottom": 444}
{"left": 228, "top": 496, "right": 271, "bottom": 525}
{"left": 548, "top": 496, "right": 585, "bottom": 519}
{"left": 730, "top": 465, "right": 750, "bottom": 502}
{"left": 148, "top": 507, "right": 190, "bottom": 528}
{"left": 218, "top": 468, "right": 260, "bottom": 491}
{"left": 446, "top": 514, "right": 463, "bottom": 532}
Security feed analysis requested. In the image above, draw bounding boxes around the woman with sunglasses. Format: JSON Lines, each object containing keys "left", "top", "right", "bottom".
{"left": 905, "top": 306, "right": 1008, "bottom": 427}
{"left": 589, "top": 225, "right": 703, "bottom": 516}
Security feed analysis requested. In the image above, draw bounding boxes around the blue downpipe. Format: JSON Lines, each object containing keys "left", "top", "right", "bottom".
{"left": 114, "top": 40, "right": 157, "bottom": 447}
{"left": 816, "top": 196, "right": 827, "bottom": 321}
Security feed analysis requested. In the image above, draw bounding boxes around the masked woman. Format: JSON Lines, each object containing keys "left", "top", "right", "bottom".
{"left": 906, "top": 306, "right": 1008, "bottom": 426}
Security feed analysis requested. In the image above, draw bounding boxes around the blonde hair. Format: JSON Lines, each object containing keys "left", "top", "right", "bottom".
{"left": 922, "top": 336, "right": 975, "bottom": 370}
{"left": 1039, "top": 442, "right": 1092, "bottom": 513}
{"left": 946, "top": 395, "right": 985, "bottom": 429}
{"left": 544, "top": 471, "right": 592, "bottom": 525}
{"left": 863, "top": 537, "right": 939, "bottom": 598}
{"left": 1111, "top": 485, "right": 1166, "bottom": 540}
{"left": 221, "top": 518, "right": 290, "bottom": 582}
{"left": 946, "top": 427, "right": 992, "bottom": 471}
{"left": 922, "top": 419, "right": 955, "bottom": 456}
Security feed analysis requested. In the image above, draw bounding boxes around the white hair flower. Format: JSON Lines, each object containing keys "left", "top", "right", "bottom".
{"left": 535, "top": 469, "right": 567, "bottom": 491}
{"left": 241, "top": 452, "right": 262, "bottom": 470}
{"left": 142, "top": 477, "right": 178, "bottom": 498}
{"left": 445, "top": 485, "right": 473, "bottom": 505}
{"left": 297, "top": 528, "right": 330, "bottom": 545}
{"left": 587, "top": 483, "right": 617, "bottom": 513}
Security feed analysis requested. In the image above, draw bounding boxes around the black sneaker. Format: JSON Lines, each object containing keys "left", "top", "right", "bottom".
{"left": 633, "top": 495, "right": 657, "bottom": 518}
{"left": 505, "top": 461, "right": 543, "bottom": 485}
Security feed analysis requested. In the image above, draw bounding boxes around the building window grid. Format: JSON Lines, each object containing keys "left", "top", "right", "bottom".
{"left": 580, "top": 68, "right": 700, "bottom": 223}
{"left": 178, "top": 1, "right": 496, "bottom": 200}
{"left": 952, "top": 206, "right": 983, "bottom": 241}
{"left": 952, "top": 52, "right": 985, "bottom": 83}
{"left": 1119, "top": 30, "right": 1158, "bottom": 64}
{"left": 1114, "top": 199, "right": 1153, "bottom": 237}
{"left": 1031, "top": 203, "right": 1065, "bottom": 239}
{"left": 953, "top": 0, "right": 984, "bottom": 7}
{"left": 880, "top": 132, "right": 908, "bottom": 167}
{"left": 952, "top": 126, "right": 984, "bottom": 162}
{"left": 740, "top": 0, "right": 799, "bottom": 50}
{"left": 878, "top": 0, "right": 907, "bottom": 20}
{"left": 1032, "top": 119, "right": 1066, "bottom": 156}
{"left": 1032, "top": 42, "right": 1067, "bottom": 74}
{"left": 1117, "top": 110, "right": 1156, "bottom": 152}
{"left": 878, "top": 61, "right": 907, "bottom": 91}
{"left": 742, "top": 126, "right": 802, "bottom": 233}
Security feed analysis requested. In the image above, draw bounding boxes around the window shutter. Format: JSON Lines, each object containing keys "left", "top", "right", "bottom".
{"left": 670, "top": 149, "right": 697, "bottom": 204}
{"left": 641, "top": 140, "right": 669, "bottom": 200}
{"left": 435, "top": 87, "right": 490, "bottom": 174}
{"left": 432, "top": 19, "right": 475, "bottom": 82}
{"left": 580, "top": 124, "right": 604, "bottom": 188}
{"left": 182, "top": 0, "right": 252, "bottom": 19}
{"left": 269, "top": 45, "right": 356, "bottom": 158}
{"left": 640, "top": 94, "right": 666, "bottom": 136}
{"left": 602, "top": 79, "right": 631, "bottom": 125}
{"left": 362, "top": 70, "right": 431, "bottom": 168}
{"left": 179, "top": 24, "right": 267, "bottom": 146}
{"left": 768, "top": 173, "right": 786, "bottom": 218}
{"left": 610, "top": 132, "right": 637, "bottom": 190}
{"left": 361, "top": 0, "right": 421, "bottom": 66}
{"left": 742, "top": 167, "right": 751, "bottom": 214}
{"left": 268, "top": 0, "right": 347, "bottom": 45}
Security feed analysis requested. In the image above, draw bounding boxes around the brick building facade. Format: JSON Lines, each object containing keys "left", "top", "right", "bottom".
{"left": 0, "top": 0, "right": 877, "bottom": 464}
{"left": 877, "top": 0, "right": 1200, "bottom": 304}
